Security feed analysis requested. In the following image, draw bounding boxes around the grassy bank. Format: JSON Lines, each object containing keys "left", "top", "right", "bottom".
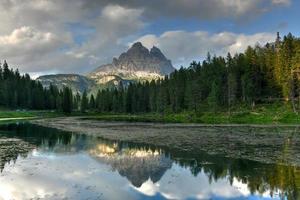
{"left": 1, "top": 103, "right": 300, "bottom": 124}
{"left": 0, "top": 110, "right": 65, "bottom": 124}
{"left": 0, "top": 110, "right": 97, "bottom": 124}
{"left": 83, "top": 104, "right": 300, "bottom": 124}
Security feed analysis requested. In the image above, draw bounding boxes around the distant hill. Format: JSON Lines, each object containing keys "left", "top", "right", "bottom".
{"left": 37, "top": 74, "right": 95, "bottom": 94}
{"left": 37, "top": 43, "right": 175, "bottom": 93}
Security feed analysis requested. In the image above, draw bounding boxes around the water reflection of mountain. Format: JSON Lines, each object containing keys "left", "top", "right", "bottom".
{"left": 89, "top": 143, "right": 172, "bottom": 187}
{"left": 0, "top": 123, "right": 173, "bottom": 187}
{"left": 1, "top": 123, "right": 300, "bottom": 199}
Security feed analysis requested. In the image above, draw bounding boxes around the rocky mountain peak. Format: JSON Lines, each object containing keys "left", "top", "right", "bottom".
{"left": 131, "top": 42, "right": 144, "bottom": 49}
{"left": 37, "top": 42, "right": 175, "bottom": 94}
{"left": 123, "top": 42, "right": 149, "bottom": 60}
{"left": 150, "top": 46, "right": 167, "bottom": 60}
{"left": 89, "top": 42, "right": 175, "bottom": 81}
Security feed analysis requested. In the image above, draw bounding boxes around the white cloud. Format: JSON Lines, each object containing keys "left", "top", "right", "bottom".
{"left": 272, "top": 0, "right": 291, "bottom": 5}
{"left": 101, "top": 5, "right": 143, "bottom": 22}
{"left": 136, "top": 31, "right": 275, "bottom": 67}
{"left": 0, "top": 0, "right": 290, "bottom": 75}
{"left": 83, "top": 0, "right": 290, "bottom": 20}
{"left": 0, "top": 2, "right": 144, "bottom": 75}
{"left": 0, "top": 26, "right": 54, "bottom": 45}
{"left": 0, "top": 26, "right": 71, "bottom": 71}
{"left": 0, "top": 26, "right": 67, "bottom": 50}
{"left": 63, "top": 4, "right": 145, "bottom": 73}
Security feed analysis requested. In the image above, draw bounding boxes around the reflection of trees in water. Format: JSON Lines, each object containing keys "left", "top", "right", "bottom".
{"left": 0, "top": 123, "right": 73, "bottom": 172}
{"left": 0, "top": 138, "right": 33, "bottom": 172}
{"left": 91, "top": 140, "right": 299, "bottom": 198}
{"left": 0, "top": 123, "right": 172, "bottom": 188}
{"left": 0, "top": 123, "right": 73, "bottom": 148}
{"left": 167, "top": 146, "right": 300, "bottom": 200}
{"left": 1, "top": 123, "right": 300, "bottom": 199}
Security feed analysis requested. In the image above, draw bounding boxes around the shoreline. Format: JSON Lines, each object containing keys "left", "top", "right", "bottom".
{"left": 2, "top": 104, "right": 300, "bottom": 125}
{"left": 30, "top": 117, "right": 300, "bottom": 166}
{"left": 32, "top": 116, "right": 300, "bottom": 128}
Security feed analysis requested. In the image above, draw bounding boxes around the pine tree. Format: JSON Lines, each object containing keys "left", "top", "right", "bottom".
{"left": 62, "top": 87, "right": 73, "bottom": 113}
{"left": 73, "top": 92, "right": 81, "bottom": 110}
{"left": 208, "top": 81, "right": 219, "bottom": 113}
{"left": 81, "top": 90, "right": 88, "bottom": 113}
{"left": 89, "top": 94, "right": 96, "bottom": 110}
{"left": 227, "top": 53, "right": 237, "bottom": 109}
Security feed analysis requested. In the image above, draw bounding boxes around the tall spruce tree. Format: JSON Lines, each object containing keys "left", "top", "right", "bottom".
{"left": 81, "top": 90, "right": 88, "bottom": 113}
{"left": 62, "top": 87, "right": 73, "bottom": 113}
{"left": 89, "top": 94, "right": 96, "bottom": 110}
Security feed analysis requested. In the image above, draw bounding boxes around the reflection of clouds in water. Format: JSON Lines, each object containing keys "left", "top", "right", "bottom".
{"left": 231, "top": 179, "right": 278, "bottom": 199}
{"left": 0, "top": 148, "right": 281, "bottom": 200}
{"left": 133, "top": 164, "right": 244, "bottom": 199}
{"left": 0, "top": 124, "right": 293, "bottom": 200}
{"left": 133, "top": 164, "right": 280, "bottom": 200}
{"left": 0, "top": 138, "right": 34, "bottom": 172}
{"left": 0, "top": 152, "right": 138, "bottom": 200}
{"left": 0, "top": 159, "right": 67, "bottom": 199}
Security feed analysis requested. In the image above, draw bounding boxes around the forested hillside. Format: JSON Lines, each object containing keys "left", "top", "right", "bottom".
{"left": 89, "top": 33, "right": 300, "bottom": 114}
{"left": 1, "top": 33, "right": 300, "bottom": 115}
{"left": 0, "top": 61, "right": 76, "bottom": 113}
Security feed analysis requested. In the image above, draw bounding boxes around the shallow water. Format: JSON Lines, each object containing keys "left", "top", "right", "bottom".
{"left": 0, "top": 123, "right": 299, "bottom": 200}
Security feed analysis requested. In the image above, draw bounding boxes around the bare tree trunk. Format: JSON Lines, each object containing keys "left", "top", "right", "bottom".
{"left": 290, "top": 78, "right": 298, "bottom": 114}
{"left": 291, "top": 97, "right": 297, "bottom": 114}
{"left": 251, "top": 101, "right": 255, "bottom": 110}
{"left": 228, "top": 81, "right": 231, "bottom": 116}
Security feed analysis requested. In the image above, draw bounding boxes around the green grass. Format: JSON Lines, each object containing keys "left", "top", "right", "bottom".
{"left": 0, "top": 110, "right": 66, "bottom": 124}
{"left": 0, "top": 110, "right": 97, "bottom": 124}
{"left": 83, "top": 103, "right": 300, "bottom": 124}
{"left": 0, "top": 111, "right": 35, "bottom": 118}
{"left": 2, "top": 103, "right": 300, "bottom": 124}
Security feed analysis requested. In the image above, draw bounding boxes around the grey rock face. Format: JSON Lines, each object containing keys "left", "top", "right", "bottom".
{"left": 37, "top": 43, "right": 175, "bottom": 93}
{"left": 89, "top": 42, "right": 175, "bottom": 81}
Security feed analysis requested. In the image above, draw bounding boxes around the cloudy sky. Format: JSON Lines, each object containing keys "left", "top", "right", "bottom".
{"left": 0, "top": 0, "right": 298, "bottom": 77}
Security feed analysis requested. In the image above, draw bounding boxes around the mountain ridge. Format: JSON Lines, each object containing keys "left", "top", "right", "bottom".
{"left": 36, "top": 74, "right": 95, "bottom": 94}
{"left": 88, "top": 42, "right": 175, "bottom": 81}
{"left": 37, "top": 42, "right": 175, "bottom": 93}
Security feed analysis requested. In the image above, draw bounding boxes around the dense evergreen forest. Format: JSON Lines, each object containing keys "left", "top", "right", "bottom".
{"left": 1, "top": 32, "right": 300, "bottom": 114}
{"left": 92, "top": 33, "right": 300, "bottom": 114}
{"left": 0, "top": 61, "right": 76, "bottom": 113}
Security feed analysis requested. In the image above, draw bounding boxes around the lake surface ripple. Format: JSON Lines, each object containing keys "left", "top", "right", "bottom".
{"left": 0, "top": 123, "right": 299, "bottom": 200}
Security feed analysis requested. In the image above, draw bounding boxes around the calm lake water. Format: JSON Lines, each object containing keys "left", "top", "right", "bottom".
{"left": 0, "top": 123, "right": 299, "bottom": 200}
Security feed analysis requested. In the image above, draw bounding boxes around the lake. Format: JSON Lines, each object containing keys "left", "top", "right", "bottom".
{"left": 0, "top": 122, "right": 299, "bottom": 200}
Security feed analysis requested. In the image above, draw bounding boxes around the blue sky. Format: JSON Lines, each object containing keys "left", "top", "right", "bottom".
{"left": 141, "top": 1, "right": 298, "bottom": 36}
{"left": 0, "top": 0, "right": 297, "bottom": 77}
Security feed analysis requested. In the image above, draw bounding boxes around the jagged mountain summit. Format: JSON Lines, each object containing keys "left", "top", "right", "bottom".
{"left": 88, "top": 42, "right": 175, "bottom": 83}
{"left": 37, "top": 42, "right": 175, "bottom": 93}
